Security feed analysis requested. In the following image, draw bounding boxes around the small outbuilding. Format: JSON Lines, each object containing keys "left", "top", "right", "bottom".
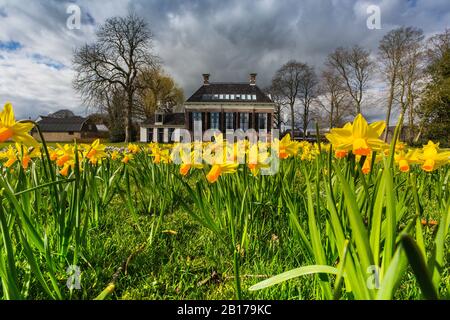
{"left": 33, "top": 110, "right": 99, "bottom": 142}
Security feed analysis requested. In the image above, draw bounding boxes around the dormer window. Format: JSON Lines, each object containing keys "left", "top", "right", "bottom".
{"left": 155, "top": 113, "right": 164, "bottom": 124}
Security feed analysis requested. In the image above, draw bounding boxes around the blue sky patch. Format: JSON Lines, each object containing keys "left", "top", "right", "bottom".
{"left": 0, "top": 40, "right": 23, "bottom": 52}
{"left": 31, "top": 53, "right": 65, "bottom": 70}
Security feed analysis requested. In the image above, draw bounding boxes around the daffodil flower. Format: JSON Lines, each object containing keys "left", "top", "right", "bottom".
{"left": 150, "top": 144, "right": 171, "bottom": 164}
{"left": 122, "top": 153, "right": 133, "bottom": 164}
{"left": 247, "top": 144, "right": 270, "bottom": 176}
{"left": 206, "top": 162, "right": 239, "bottom": 184}
{"left": 54, "top": 144, "right": 76, "bottom": 176}
{"left": 273, "top": 134, "right": 300, "bottom": 159}
{"left": 326, "top": 114, "right": 386, "bottom": 156}
{"left": 394, "top": 149, "right": 420, "bottom": 173}
{"left": 127, "top": 144, "right": 140, "bottom": 154}
{"left": 82, "top": 139, "right": 107, "bottom": 165}
{"left": 419, "top": 141, "right": 450, "bottom": 172}
{"left": 0, "top": 103, "right": 38, "bottom": 147}
{"left": 0, "top": 144, "right": 40, "bottom": 169}
{"left": 179, "top": 149, "right": 204, "bottom": 177}
{"left": 0, "top": 146, "right": 17, "bottom": 168}
{"left": 110, "top": 150, "right": 120, "bottom": 161}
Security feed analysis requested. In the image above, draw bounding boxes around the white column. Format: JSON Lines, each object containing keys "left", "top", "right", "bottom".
{"left": 140, "top": 127, "right": 147, "bottom": 143}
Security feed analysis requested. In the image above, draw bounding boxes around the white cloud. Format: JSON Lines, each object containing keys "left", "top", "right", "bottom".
{"left": 0, "top": 0, "right": 449, "bottom": 121}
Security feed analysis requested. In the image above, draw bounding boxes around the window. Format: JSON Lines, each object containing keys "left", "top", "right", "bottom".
{"left": 193, "top": 112, "right": 202, "bottom": 122}
{"left": 156, "top": 114, "right": 163, "bottom": 123}
{"left": 202, "top": 94, "right": 212, "bottom": 101}
{"left": 158, "top": 128, "right": 164, "bottom": 143}
{"left": 210, "top": 112, "right": 220, "bottom": 129}
{"left": 230, "top": 94, "right": 235, "bottom": 100}
{"left": 225, "top": 112, "right": 234, "bottom": 130}
{"left": 258, "top": 113, "right": 268, "bottom": 130}
{"left": 168, "top": 128, "right": 175, "bottom": 143}
{"left": 68, "top": 131, "right": 74, "bottom": 136}
{"left": 147, "top": 128, "right": 153, "bottom": 142}
{"left": 213, "top": 94, "right": 219, "bottom": 99}
{"left": 252, "top": 95, "right": 257, "bottom": 100}
{"left": 192, "top": 112, "right": 203, "bottom": 132}
{"left": 235, "top": 94, "right": 241, "bottom": 100}
{"left": 225, "top": 94, "right": 230, "bottom": 100}
{"left": 239, "top": 113, "right": 249, "bottom": 131}
{"left": 247, "top": 94, "right": 251, "bottom": 100}
{"left": 219, "top": 94, "right": 224, "bottom": 100}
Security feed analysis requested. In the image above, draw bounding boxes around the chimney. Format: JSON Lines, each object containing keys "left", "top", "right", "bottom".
{"left": 250, "top": 73, "right": 257, "bottom": 86}
{"left": 202, "top": 74, "right": 210, "bottom": 85}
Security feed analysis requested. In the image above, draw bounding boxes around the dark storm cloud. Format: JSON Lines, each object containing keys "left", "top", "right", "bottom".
{"left": 0, "top": 0, "right": 449, "bottom": 119}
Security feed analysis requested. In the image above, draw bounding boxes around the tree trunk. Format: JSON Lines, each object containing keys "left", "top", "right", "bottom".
{"left": 356, "top": 100, "right": 361, "bottom": 115}
{"left": 125, "top": 91, "right": 133, "bottom": 143}
{"left": 290, "top": 104, "right": 295, "bottom": 139}
{"left": 276, "top": 105, "right": 282, "bottom": 131}
{"left": 384, "top": 74, "right": 396, "bottom": 141}
{"left": 303, "top": 111, "right": 308, "bottom": 139}
{"left": 329, "top": 101, "right": 334, "bottom": 129}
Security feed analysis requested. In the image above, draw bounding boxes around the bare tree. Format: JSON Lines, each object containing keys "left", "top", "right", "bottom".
{"left": 326, "top": 45, "right": 373, "bottom": 114}
{"left": 378, "top": 26, "right": 424, "bottom": 141}
{"left": 427, "top": 28, "right": 450, "bottom": 63}
{"left": 410, "top": 29, "right": 448, "bottom": 143}
{"left": 272, "top": 60, "right": 310, "bottom": 138}
{"left": 297, "top": 65, "right": 319, "bottom": 138}
{"left": 264, "top": 86, "right": 287, "bottom": 131}
{"left": 317, "top": 68, "right": 353, "bottom": 129}
{"left": 73, "top": 12, "right": 159, "bottom": 142}
{"left": 394, "top": 29, "right": 425, "bottom": 143}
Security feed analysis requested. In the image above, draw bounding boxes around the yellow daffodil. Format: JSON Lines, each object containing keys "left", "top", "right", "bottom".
{"left": 362, "top": 157, "right": 371, "bottom": 174}
{"left": 83, "top": 139, "right": 107, "bottom": 165}
{"left": 122, "top": 153, "right": 133, "bottom": 164}
{"left": 49, "top": 148, "right": 59, "bottom": 161}
{"left": 206, "top": 162, "right": 239, "bottom": 183}
{"left": 247, "top": 144, "right": 270, "bottom": 176}
{"left": 0, "top": 144, "right": 40, "bottom": 169}
{"left": 127, "top": 144, "right": 140, "bottom": 154}
{"left": 419, "top": 141, "right": 450, "bottom": 172}
{"left": 16, "top": 143, "right": 40, "bottom": 169}
{"left": 0, "top": 103, "right": 38, "bottom": 147}
{"left": 0, "top": 146, "right": 17, "bottom": 168}
{"left": 150, "top": 144, "right": 171, "bottom": 164}
{"left": 110, "top": 150, "right": 120, "bottom": 161}
{"left": 326, "top": 114, "right": 386, "bottom": 156}
{"left": 394, "top": 149, "right": 420, "bottom": 173}
{"left": 273, "top": 134, "right": 299, "bottom": 159}
{"left": 335, "top": 149, "right": 348, "bottom": 159}
{"left": 54, "top": 144, "right": 76, "bottom": 176}
{"left": 179, "top": 148, "right": 204, "bottom": 177}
